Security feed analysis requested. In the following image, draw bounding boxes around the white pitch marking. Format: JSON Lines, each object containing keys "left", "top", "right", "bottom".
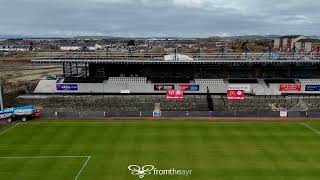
{"left": 0, "top": 126, "right": 8, "bottom": 132}
{"left": 0, "top": 123, "right": 20, "bottom": 136}
{"left": 32, "top": 121, "right": 301, "bottom": 124}
{"left": 0, "top": 155, "right": 91, "bottom": 180}
{"left": 0, "top": 156, "right": 90, "bottom": 159}
{"left": 74, "top": 156, "right": 91, "bottom": 180}
{"left": 300, "top": 123, "right": 320, "bottom": 135}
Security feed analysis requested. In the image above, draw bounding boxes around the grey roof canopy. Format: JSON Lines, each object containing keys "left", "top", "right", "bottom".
{"left": 31, "top": 52, "right": 320, "bottom": 64}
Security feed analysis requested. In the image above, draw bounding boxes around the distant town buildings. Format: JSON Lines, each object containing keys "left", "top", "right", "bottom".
{"left": 1, "top": 36, "right": 319, "bottom": 54}
{"left": 274, "top": 35, "right": 320, "bottom": 52}
{"left": 0, "top": 45, "right": 31, "bottom": 52}
{"left": 295, "top": 39, "right": 320, "bottom": 52}
{"left": 274, "top": 35, "right": 305, "bottom": 51}
{"left": 60, "top": 45, "right": 82, "bottom": 51}
{"left": 60, "top": 44, "right": 102, "bottom": 51}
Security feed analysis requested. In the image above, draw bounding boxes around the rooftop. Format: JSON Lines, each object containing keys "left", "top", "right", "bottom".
{"left": 281, "top": 35, "right": 303, "bottom": 39}
{"left": 297, "top": 38, "right": 320, "bottom": 43}
{"left": 31, "top": 52, "right": 320, "bottom": 64}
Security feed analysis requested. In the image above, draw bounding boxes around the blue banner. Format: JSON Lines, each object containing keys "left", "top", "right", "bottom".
{"left": 56, "top": 84, "right": 78, "bottom": 91}
{"left": 271, "top": 52, "right": 280, "bottom": 60}
{"left": 305, "top": 85, "right": 320, "bottom": 91}
{"left": 179, "top": 84, "right": 200, "bottom": 91}
{"left": 0, "top": 106, "right": 34, "bottom": 114}
{"left": 153, "top": 111, "right": 161, "bottom": 117}
{"left": 0, "top": 108, "right": 14, "bottom": 114}
{"left": 187, "top": 85, "right": 200, "bottom": 91}
{"left": 0, "top": 113, "right": 13, "bottom": 119}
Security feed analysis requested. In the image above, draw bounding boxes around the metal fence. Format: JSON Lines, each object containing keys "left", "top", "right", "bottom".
{"left": 39, "top": 111, "right": 320, "bottom": 118}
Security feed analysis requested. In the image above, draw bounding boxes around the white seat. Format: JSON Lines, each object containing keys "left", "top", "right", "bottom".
{"left": 194, "top": 79, "right": 225, "bottom": 84}
{"left": 300, "top": 79, "right": 320, "bottom": 85}
{"left": 108, "top": 77, "right": 147, "bottom": 84}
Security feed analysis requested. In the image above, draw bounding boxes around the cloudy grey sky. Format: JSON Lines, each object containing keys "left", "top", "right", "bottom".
{"left": 0, "top": 0, "right": 318, "bottom": 37}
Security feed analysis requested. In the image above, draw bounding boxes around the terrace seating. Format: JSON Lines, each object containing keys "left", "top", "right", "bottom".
{"left": 228, "top": 79, "right": 258, "bottom": 84}
{"left": 151, "top": 77, "right": 191, "bottom": 83}
{"left": 299, "top": 79, "right": 320, "bottom": 84}
{"left": 13, "top": 95, "right": 210, "bottom": 112}
{"left": 150, "top": 72, "right": 192, "bottom": 83}
{"left": 194, "top": 79, "right": 224, "bottom": 84}
{"left": 107, "top": 77, "right": 147, "bottom": 84}
{"left": 64, "top": 77, "right": 105, "bottom": 83}
{"left": 12, "top": 94, "right": 320, "bottom": 113}
{"left": 264, "top": 79, "right": 296, "bottom": 85}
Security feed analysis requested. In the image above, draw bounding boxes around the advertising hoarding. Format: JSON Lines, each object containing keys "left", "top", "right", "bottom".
{"left": 305, "top": 85, "right": 320, "bottom": 91}
{"left": 279, "top": 84, "right": 301, "bottom": 92}
{"left": 178, "top": 84, "right": 200, "bottom": 91}
{"left": 166, "top": 89, "right": 184, "bottom": 100}
{"left": 154, "top": 85, "right": 175, "bottom": 91}
{"left": 227, "top": 90, "right": 245, "bottom": 100}
{"left": 56, "top": 84, "right": 79, "bottom": 91}
{"left": 228, "top": 84, "right": 251, "bottom": 93}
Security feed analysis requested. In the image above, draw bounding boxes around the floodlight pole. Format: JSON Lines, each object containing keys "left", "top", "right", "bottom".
{"left": 0, "top": 80, "right": 3, "bottom": 110}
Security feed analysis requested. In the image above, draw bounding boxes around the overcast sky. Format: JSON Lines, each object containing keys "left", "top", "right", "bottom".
{"left": 0, "top": 0, "right": 319, "bottom": 37}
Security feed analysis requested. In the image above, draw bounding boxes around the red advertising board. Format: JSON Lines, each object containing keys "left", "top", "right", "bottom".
{"left": 178, "top": 84, "right": 200, "bottom": 91}
{"left": 227, "top": 90, "right": 245, "bottom": 100}
{"left": 179, "top": 84, "right": 191, "bottom": 91}
{"left": 279, "top": 84, "right": 302, "bottom": 91}
{"left": 166, "top": 89, "right": 184, "bottom": 100}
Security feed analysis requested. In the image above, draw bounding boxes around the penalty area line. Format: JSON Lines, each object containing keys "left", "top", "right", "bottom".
{"left": 0, "top": 123, "right": 20, "bottom": 136}
{"left": 0, "top": 155, "right": 91, "bottom": 180}
{"left": 74, "top": 156, "right": 91, "bottom": 180}
{"left": 300, "top": 123, "right": 320, "bottom": 136}
{"left": 0, "top": 155, "right": 90, "bottom": 159}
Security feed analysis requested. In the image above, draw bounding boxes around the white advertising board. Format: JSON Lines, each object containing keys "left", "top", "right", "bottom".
{"left": 228, "top": 84, "right": 251, "bottom": 93}
{"left": 280, "top": 111, "right": 288, "bottom": 117}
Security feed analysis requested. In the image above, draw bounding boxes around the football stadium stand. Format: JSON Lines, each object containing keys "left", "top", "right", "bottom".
{"left": 8, "top": 51, "right": 320, "bottom": 117}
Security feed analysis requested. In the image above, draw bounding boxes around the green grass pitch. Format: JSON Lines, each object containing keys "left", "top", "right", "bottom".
{"left": 1, "top": 120, "right": 320, "bottom": 180}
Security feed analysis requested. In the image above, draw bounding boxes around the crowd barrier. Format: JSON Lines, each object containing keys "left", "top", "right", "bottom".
{"left": 39, "top": 111, "right": 320, "bottom": 118}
